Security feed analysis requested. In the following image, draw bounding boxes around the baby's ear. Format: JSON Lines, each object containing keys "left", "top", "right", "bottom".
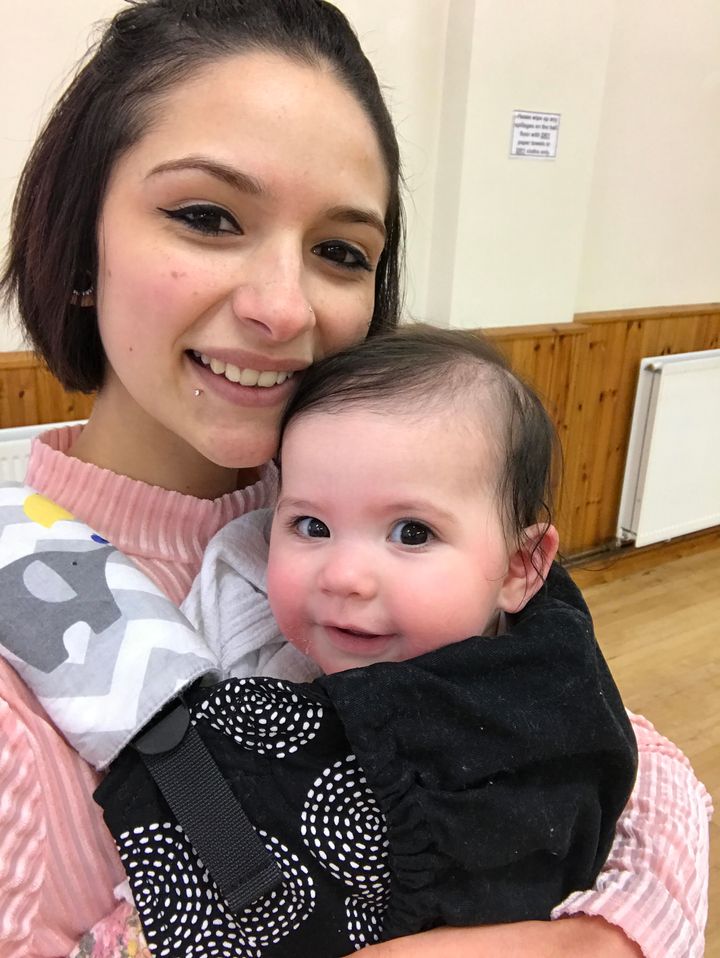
{"left": 497, "top": 523, "right": 559, "bottom": 614}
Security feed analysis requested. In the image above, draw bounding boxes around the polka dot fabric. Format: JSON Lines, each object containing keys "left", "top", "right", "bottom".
{"left": 302, "top": 756, "right": 390, "bottom": 900}
{"left": 99, "top": 677, "right": 390, "bottom": 957}
{"left": 193, "top": 678, "right": 324, "bottom": 758}
{"left": 116, "top": 823, "right": 316, "bottom": 957}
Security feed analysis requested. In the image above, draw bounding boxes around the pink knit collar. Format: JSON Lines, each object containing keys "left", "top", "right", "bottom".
{"left": 25, "top": 425, "right": 278, "bottom": 566}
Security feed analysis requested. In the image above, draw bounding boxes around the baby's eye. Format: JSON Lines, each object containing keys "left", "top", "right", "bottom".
{"left": 295, "top": 516, "right": 331, "bottom": 538}
{"left": 389, "top": 520, "right": 433, "bottom": 547}
{"left": 312, "top": 240, "right": 372, "bottom": 272}
{"left": 158, "top": 204, "right": 241, "bottom": 236}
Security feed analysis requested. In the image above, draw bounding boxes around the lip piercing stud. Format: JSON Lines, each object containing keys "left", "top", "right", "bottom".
{"left": 194, "top": 388, "right": 203, "bottom": 397}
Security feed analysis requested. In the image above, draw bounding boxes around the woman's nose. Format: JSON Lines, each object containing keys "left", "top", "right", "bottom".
{"left": 318, "top": 549, "right": 378, "bottom": 601}
{"left": 231, "top": 243, "right": 315, "bottom": 342}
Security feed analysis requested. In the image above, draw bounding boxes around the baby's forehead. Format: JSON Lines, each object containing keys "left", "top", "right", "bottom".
{"left": 289, "top": 375, "right": 505, "bottom": 431}
{"left": 285, "top": 396, "right": 505, "bottom": 477}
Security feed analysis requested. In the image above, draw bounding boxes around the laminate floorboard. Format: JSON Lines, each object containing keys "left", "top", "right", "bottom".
{"left": 571, "top": 531, "right": 719, "bottom": 957}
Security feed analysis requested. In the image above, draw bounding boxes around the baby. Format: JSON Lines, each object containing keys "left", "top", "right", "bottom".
{"left": 267, "top": 326, "right": 558, "bottom": 673}
{"left": 96, "top": 326, "right": 637, "bottom": 957}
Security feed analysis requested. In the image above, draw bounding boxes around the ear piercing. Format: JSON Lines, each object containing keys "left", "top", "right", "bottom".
{"left": 72, "top": 270, "right": 94, "bottom": 296}
{"left": 71, "top": 270, "right": 95, "bottom": 304}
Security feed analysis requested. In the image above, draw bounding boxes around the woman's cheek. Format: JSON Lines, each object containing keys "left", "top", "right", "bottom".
{"left": 317, "top": 289, "right": 374, "bottom": 356}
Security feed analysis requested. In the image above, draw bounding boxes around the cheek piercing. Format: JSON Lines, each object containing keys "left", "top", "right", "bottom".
{"left": 194, "top": 388, "right": 203, "bottom": 398}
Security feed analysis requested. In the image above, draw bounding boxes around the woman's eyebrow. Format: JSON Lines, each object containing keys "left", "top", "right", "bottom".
{"left": 146, "top": 156, "right": 265, "bottom": 195}
{"left": 147, "top": 157, "right": 386, "bottom": 238}
{"left": 326, "top": 205, "right": 386, "bottom": 239}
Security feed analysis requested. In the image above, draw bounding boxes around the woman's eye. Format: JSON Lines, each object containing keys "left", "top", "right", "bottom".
{"left": 389, "top": 520, "right": 433, "bottom": 547}
{"left": 295, "top": 516, "right": 331, "bottom": 538}
{"left": 158, "top": 204, "right": 241, "bottom": 236}
{"left": 312, "top": 240, "right": 372, "bottom": 272}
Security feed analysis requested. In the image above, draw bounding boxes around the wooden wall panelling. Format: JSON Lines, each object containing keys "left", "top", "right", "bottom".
{"left": 573, "top": 319, "right": 634, "bottom": 553}
{"left": 697, "top": 310, "right": 720, "bottom": 350}
{"left": 485, "top": 305, "right": 720, "bottom": 557}
{"left": 34, "top": 365, "right": 94, "bottom": 425}
{"left": 0, "top": 351, "right": 94, "bottom": 428}
{"left": 546, "top": 330, "right": 588, "bottom": 555}
{"left": 482, "top": 324, "right": 588, "bottom": 554}
{"left": 3, "top": 305, "right": 719, "bottom": 557}
{"left": 575, "top": 307, "right": 720, "bottom": 552}
{"left": 0, "top": 352, "right": 40, "bottom": 428}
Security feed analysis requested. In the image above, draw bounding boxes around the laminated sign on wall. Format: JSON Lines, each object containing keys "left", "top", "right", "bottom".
{"left": 510, "top": 111, "right": 560, "bottom": 159}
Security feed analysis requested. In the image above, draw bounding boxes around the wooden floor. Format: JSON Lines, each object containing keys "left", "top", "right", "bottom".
{"left": 571, "top": 531, "right": 719, "bottom": 957}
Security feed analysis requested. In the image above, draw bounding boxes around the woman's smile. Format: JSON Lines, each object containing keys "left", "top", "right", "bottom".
{"left": 185, "top": 346, "right": 311, "bottom": 406}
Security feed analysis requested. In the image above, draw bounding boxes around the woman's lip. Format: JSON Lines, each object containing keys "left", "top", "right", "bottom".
{"left": 189, "top": 354, "right": 300, "bottom": 406}
{"left": 188, "top": 347, "right": 309, "bottom": 373}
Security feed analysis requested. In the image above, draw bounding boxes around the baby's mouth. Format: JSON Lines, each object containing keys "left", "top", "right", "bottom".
{"left": 328, "top": 624, "right": 391, "bottom": 641}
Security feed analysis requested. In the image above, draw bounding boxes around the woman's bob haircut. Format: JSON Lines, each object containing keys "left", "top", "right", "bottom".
{"left": 1, "top": 0, "right": 404, "bottom": 392}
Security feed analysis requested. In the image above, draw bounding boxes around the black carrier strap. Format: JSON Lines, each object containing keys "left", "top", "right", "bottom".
{"left": 134, "top": 701, "right": 282, "bottom": 913}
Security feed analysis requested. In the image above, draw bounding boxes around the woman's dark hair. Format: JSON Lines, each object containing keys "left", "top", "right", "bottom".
{"left": 1, "top": 0, "right": 404, "bottom": 392}
{"left": 279, "top": 324, "right": 558, "bottom": 556}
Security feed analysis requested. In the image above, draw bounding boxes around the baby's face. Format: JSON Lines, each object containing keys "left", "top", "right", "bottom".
{"left": 267, "top": 407, "right": 526, "bottom": 674}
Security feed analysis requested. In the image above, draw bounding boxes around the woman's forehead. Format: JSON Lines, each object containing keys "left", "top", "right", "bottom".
{"left": 115, "top": 51, "right": 390, "bottom": 210}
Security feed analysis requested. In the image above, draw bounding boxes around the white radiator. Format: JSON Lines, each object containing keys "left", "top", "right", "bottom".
{"left": 0, "top": 421, "right": 86, "bottom": 483}
{"left": 618, "top": 349, "right": 720, "bottom": 547}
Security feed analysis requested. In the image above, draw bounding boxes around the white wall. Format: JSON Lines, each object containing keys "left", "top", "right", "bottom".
{"left": 0, "top": 1, "right": 121, "bottom": 349}
{"left": 1, "top": 0, "right": 719, "bottom": 349}
{"left": 334, "top": 0, "right": 451, "bottom": 320}
{"left": 576, "top": 0, "right": 720, "bottom": 310}
{"left": 442, "top": 0, "right": 617, "bottom": 328}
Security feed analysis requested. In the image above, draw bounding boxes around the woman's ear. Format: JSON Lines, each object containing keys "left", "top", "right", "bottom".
{"left": 497, "top": 523, "right": 560, "bottom": 614}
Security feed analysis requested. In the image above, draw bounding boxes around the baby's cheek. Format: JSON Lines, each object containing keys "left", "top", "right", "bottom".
{"left": 273, "top": 605, "right": 312, "bottom": 657}
{"left": 267, "top": 558, "right": 306, "bottom": 643}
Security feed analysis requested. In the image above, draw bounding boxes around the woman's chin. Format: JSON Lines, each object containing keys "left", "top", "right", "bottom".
{"left": 197, "top": 427, "right": 279, "bottom": 472}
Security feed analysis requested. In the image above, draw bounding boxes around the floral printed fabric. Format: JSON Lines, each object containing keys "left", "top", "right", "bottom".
{"left": 68, "top": 902, "right": 150, "bottom": 958}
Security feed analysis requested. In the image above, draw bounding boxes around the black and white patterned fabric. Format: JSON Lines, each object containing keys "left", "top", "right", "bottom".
{"left": 99, "top": 677, "right": 391, "bottom": 957}
{"left": 96, "top": 565, "right": 639, "bottom": 955}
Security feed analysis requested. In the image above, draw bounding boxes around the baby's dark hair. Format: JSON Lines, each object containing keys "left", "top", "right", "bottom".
{"left": 1, "top": 0, "right": 403, "bottom": 392}
{"left": 279, "top": 324, "right": 558, "bottom": 556}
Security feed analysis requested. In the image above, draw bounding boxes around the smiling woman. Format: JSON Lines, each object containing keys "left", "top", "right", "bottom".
{"left": 0, "top": 1, "right": 710, "bottom": 957}
{"left": 0, "top": 2, "right": 405, "bottom": 953}
{"left": 75, "top": 51, "right": 391, "bottom": 490}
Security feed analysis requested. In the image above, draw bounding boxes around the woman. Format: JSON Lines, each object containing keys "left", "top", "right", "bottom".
{"left": 0, "top": 2, "right": 710, "bottom": 956}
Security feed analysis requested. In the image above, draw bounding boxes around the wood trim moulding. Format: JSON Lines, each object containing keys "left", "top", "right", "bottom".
{"left": 575, "top": 302, "right": 720, "bottom": 324}
{"left": 0, "top": 350, "right": 39, "bottom": 370}
{"left": 479, "top": 322, "right": 588, "bottom": 341}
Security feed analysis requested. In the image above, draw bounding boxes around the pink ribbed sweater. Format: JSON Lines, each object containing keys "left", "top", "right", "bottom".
{"left": 0, "top": 426, "right": 277, "bottom": 958}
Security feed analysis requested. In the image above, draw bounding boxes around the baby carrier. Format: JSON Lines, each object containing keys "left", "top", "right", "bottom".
{"left": 0, "top": 484, "right": 638, "bottom": 957}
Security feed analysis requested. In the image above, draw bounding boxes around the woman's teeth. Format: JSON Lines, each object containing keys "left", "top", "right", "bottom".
{"left": 193, "top": 351, "right": 293, "bottom": 387}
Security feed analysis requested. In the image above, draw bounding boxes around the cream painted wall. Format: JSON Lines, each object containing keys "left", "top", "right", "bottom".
{"left": 441, "top": 0, "right": 719, "bottom": 327}
{"left": 336, "top": 1, "right": 450, "bottom": 319}
{"left": 0, "top": 0, "right": 121, "bottom": 349}
{"left": 445, "top": 0, "right": 617, "bottom": 328}
{"left": 1, "top": 1, "right": 719, "bottom": 349}
{"left": 576, "top": 0, "right": 720, "bottom": 310}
